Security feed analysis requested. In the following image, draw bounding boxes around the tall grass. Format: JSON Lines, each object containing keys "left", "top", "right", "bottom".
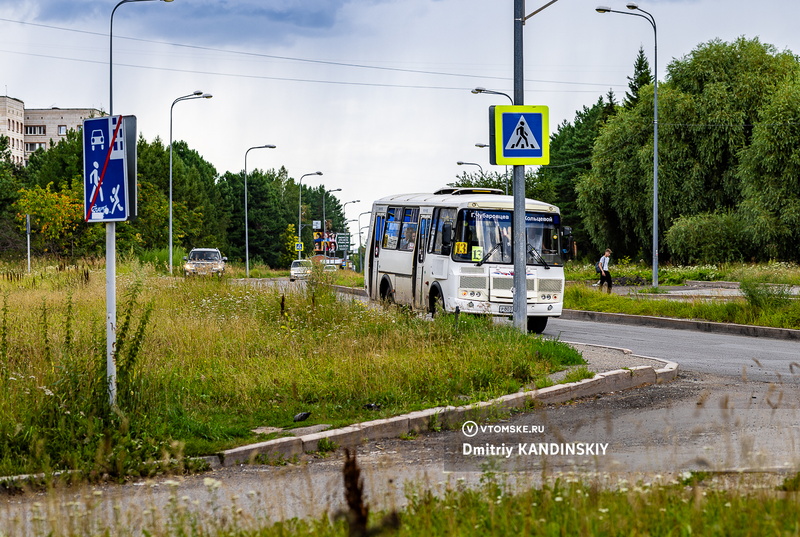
{"left": 0, "top": 261, "right": 582, "bottom": 479}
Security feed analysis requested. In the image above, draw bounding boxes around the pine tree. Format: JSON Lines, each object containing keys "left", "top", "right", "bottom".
{"left": 624, "top": 46, "right": 653, "bottom": 109}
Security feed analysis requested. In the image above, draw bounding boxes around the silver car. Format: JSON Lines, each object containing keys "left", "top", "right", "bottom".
{"left": 289, "top": 260, "right": 312, "bottom": 281}
{"left": 183, "top": 248, "right": 226, "bottom": 277}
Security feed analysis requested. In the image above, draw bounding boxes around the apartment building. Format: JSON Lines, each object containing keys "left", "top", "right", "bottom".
{"left": 0, "top": 96, "right": 102, "bottom": 165}
{"left": 0, "top": 96, "right": 25, "bottom": 166}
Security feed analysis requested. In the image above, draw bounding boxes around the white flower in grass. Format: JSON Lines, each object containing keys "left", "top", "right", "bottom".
{"left": 204, "top": 477, "right": 222, "bottom": 490}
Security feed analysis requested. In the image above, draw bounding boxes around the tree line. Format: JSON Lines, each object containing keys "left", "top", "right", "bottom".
{"left": 0, "top": 131, "right": 348, "bottom": 267}
{"left": 3, "top": 37, "right": 799, "bottom": 267}
{"left": 457, "top": 37, "right": 800, "bottom": 264}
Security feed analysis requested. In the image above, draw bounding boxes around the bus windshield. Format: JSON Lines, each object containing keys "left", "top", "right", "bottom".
{"left": 452, "top": 209, "right": 562, "bottom": 266}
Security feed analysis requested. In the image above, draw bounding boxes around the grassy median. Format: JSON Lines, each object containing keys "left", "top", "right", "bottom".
{"left": 0, "top": 259, "right": 583, "bottom": 479}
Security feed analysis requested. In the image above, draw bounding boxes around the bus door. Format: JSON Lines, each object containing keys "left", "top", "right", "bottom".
{"left": 414, "top": 216, "right": 431, "bottom": 310}
{"left": 368, "top": 210, "right": 386, "bottom": 300}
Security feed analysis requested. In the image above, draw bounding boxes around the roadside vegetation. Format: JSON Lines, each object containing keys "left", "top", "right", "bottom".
{"left": 0, "top": 257, "right": 583, "bottom": 479}
{"left": 565, "top": 259, "right": 800, "bottom": 286}
{"left": 6, "top": 469, "right": 800, "bottom": 536}
{"left": 563, "top": 260, "right": 800, "bottom": 329}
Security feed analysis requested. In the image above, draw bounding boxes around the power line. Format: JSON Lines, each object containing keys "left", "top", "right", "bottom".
{"left": 0, "top": 48, "right": 619, "bottom": 93}
{"left": 0, "top": 16, "right": 625, "bottom": 90}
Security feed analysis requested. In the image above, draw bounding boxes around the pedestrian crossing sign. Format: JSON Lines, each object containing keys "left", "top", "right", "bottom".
{"left": 489, "top": 105, "right": 549, "bottom": 165}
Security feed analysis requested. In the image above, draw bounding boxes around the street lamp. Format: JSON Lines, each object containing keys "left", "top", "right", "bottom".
{"left": 298, "top": 171, "right": 323, "bottom": 259}
{"left": 342, "top": 199, "right": 360, "bottom": 219}
{"left": 471, "top": 87, "right": 513, "bottom": 105}
{"left": 476, "top": 143, "right": 509, "bottom": 194}
{"left": 244, "top": 144, "right": 276, "bottom": 278}
{"left": 322, "top": 187, "right": 341, "bottom": 257}
{"left": 106, "top": 0, "right": 173, "bottom": 407}
{"left": 110, "top": 0, "right": 174, "bottom": 115}
{"left": 457, "top": 161, "right": 484, "bottom": 176}
{"left": 596, "top": 2, "right": 659, "bottom": 287}
{"left": 169, "top": 90, "right": 212, "bottom": 274}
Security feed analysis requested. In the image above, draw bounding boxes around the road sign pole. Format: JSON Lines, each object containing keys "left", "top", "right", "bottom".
{"left": 512, "top": 0, "right": 526, "bottom": 333}
{"left": 106, "top": 222, "right": 117, "bottom": 407}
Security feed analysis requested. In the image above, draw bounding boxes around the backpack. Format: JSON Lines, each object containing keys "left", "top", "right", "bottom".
{"left": 595, "top": 263, "right": 601, "bottom": 274}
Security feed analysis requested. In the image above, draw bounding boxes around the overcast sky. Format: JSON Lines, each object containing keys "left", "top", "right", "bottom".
{"left": 2, "top": 0, "right": 797, "bottom": 238}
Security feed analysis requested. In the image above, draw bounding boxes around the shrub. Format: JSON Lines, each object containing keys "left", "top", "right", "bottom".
{"left": 665, "top": 211, "right": 752, "bottom": 264}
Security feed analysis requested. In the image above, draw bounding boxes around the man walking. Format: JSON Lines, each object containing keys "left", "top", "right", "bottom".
{"left": 597, "top": 249, "right": 612, "bottom": 293}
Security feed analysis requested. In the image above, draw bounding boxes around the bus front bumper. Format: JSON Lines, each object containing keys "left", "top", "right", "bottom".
{"left": 452, "top": 298, "right": 562, "bottom": 317}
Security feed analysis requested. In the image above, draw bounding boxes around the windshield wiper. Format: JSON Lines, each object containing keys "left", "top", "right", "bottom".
{"left": 527, "top": 244, "right": 550, "bottom": 269}
{"left": 476, "top": 242, "right": 502, "bottom": 266}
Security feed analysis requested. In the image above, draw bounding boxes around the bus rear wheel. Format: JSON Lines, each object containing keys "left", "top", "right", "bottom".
{"left": 527, "top": 316, "right": 548, "bottom": 334}
{"left": 380, "top": 280, "right": 395, "bottom": 305}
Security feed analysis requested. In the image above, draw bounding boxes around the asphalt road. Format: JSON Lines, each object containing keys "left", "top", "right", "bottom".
{"left": 3, "top": 316, "right": 800, "bottom": 532}
{"left": 546, "top": 317, "right": 800, "bottom": 383}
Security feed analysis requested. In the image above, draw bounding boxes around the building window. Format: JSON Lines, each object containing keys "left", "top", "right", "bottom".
{"left": 25, "top": 125, "right": 46, "bottom": 135}
{"left": 25, "top": 142, "right": 47, "bottom": 152}
{"left": 58, "top": 125, "right": 67, "bottom": 136}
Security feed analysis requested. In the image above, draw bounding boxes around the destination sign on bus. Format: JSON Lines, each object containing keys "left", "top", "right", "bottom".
{"left": 467, "top": 210, "right": 558, "bottom": 225}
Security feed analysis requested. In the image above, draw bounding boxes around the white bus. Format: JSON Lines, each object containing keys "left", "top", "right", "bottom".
{"left": 364, "top": 187, "right": 565, "bottom": 333}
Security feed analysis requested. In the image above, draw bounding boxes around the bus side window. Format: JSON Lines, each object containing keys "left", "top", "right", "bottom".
{"left": 431, "top": 207, "right": 456, "bottom": 256}
{"left": 382, "top": 207, "right": 401, "bottom": 249}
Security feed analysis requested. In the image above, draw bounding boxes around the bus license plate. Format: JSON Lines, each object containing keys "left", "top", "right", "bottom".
{"left": 499, "top": 305, "right": 513, "bottom": 314}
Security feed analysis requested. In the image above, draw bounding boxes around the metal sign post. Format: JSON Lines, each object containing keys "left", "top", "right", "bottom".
{"left": 83, "top": 115, "right": 136, "bottom": 407}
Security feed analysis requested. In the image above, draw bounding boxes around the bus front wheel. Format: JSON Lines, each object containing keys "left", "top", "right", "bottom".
{"left": 429, "top": 288, "right": 445, "bottom": 316}
{"left": 527, "top": 316, "right": 548, "bottom": 334}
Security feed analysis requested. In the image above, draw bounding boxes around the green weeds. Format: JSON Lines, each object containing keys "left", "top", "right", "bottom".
{"left": 0, "top": 260, "right": 583, "bottom": 479}
{"left": 565, "top": 284, "right": 800, "bottom": 329}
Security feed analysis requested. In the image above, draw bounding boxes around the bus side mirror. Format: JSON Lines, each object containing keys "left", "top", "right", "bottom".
{"left": 442, "top": 222, "right": 452, "bottom": 255}
{"left": 442, "top": 222, "right": 452, "bottom": 246}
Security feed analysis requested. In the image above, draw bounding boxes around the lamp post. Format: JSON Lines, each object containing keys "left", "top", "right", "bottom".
{"left": 596, "top": 2, "right": 658, "bottom": 287}
{"left": 471, "top": 87, "right": 513, "bottom": 105}
{"left": 322, "top": 187, "right": 341, "bottom": 257}
{"left": 297, "top": 171, "right": 323, "bottom": 259}
{"left": 476, "top": 143, "right": 509, "bottom": 194}
{"left": 342, "top": 200, "right": 360, "bottom": 221}
{"left": 110, "top": 0, "right": 174, "bottom": 115}
{"left": 169, "top": 90, "right": 212, "bottom": 274}
{"left": 244, "top": 144, "right": 276, "bottom": 278}
{"left": 456, "top": 161, "right": 484, "bottom": 177}
{"left": 106, "top": 0, "right": 173, "bottom": 407}
{"left": 508, "top": 0, "right": 564, "bottom": 332}
{"left": 341, "top": 201, "right": 360, "bottom": 257}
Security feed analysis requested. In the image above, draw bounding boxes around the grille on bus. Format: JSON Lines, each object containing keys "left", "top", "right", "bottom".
{"left": 538, "top": 278, "right": 564, "bottom": 293}
{"left": 490, "top": 277, "right": 536, "bottom": 291}
{"left": 492, "top": 278, "right": 513, "bottom": 290}
{"left": 460, "top": 276, "right": 488, "bottom": 289}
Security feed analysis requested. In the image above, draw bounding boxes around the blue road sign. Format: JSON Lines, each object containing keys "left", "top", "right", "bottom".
{"left": 83, "top": 116, "right": 131, "bottom": 222}
{"left": 489, "top": 105, "right": 549, "bottom": 165}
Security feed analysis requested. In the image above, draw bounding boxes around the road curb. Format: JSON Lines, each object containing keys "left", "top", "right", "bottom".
{"left": 210, "top": 346, "right": 679, "bottom": 469}
{"left": 561, "top": 309, "right": 800, "bottom": 341}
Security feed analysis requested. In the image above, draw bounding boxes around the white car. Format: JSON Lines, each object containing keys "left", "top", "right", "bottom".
{"left": 289, "top": 260, "right": 312, "bottom": 281}
{"left": 90, "top": 130, "right": 104, "bottom": 151}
